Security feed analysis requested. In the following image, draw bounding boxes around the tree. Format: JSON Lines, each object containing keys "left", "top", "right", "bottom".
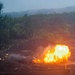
{"left": 0, "top": 2, "right": 11, "bottom": 49}
{"left": 0, "top": 2, "right": 3, "bottom": 15}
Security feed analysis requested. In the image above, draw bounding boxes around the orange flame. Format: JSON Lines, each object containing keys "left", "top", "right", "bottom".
{"left": 33, "top": 45, "right": 71, "bottom": 64}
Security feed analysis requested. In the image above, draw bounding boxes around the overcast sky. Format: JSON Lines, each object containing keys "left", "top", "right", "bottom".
{"left": 0, "top": 0, "right": 75, "bottom": 12}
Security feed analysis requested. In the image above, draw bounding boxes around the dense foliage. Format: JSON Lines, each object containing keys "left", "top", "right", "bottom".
{"left": 0, "top": 2, "right": 75, "bottom": 50}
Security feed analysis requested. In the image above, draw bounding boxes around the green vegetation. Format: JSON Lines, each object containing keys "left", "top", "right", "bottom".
{"left": 0, "top": 2, "right": 75, "bottom": 50}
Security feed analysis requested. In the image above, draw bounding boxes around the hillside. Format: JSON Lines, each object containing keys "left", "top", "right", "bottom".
{"left": 2, "top": 6, "right": 75, "bottom": 17}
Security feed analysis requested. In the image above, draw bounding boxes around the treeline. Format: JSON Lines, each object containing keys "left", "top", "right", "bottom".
{"left": 0, "top": 2, "right": 75, "bottom": 49}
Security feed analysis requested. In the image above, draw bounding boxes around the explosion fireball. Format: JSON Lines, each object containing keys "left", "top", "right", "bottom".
{"left": 33, "top": 45, "right": 71, "bottom": 64}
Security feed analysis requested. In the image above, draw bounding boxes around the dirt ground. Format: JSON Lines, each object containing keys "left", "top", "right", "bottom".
{"left": 0, "top": 39, "right": 75, "bottom": 75}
